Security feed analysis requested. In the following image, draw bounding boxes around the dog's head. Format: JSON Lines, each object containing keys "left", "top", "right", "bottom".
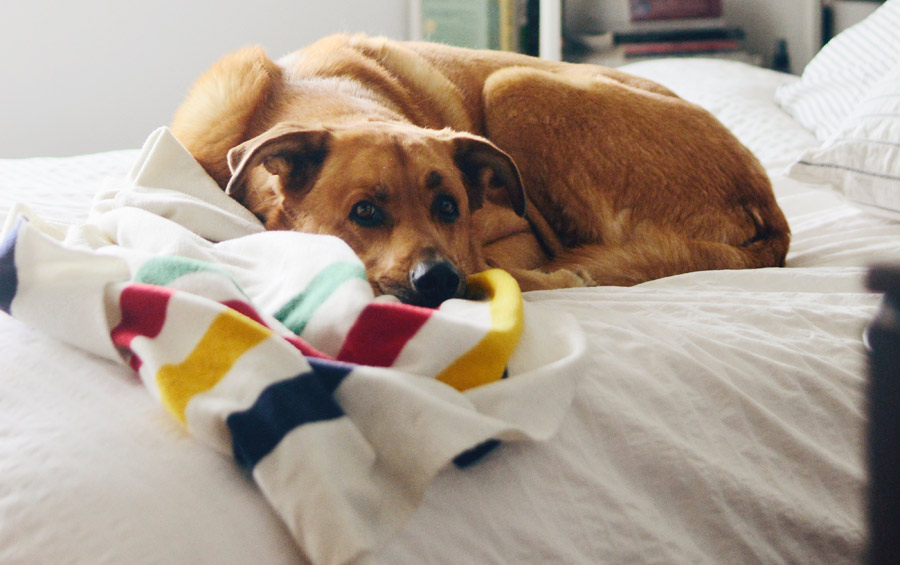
{"left": 226, "top": 121, "right": 525, "bottom": 307}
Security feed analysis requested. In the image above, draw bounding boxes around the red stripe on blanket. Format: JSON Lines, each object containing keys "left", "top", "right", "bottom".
{"left": 222, "top": 299, "right": 334, "bottom": 361}
{"left": 337, "top": 302, "right": 432, "bottom": 367}
{"left": 112, "top": 286, "right": 337, "bottom": 373}
{"left": 222, "top": 299, "right": 269, "bottom": 327}
{"left": 111, "top": 284, "right": 173, "bottom": 371}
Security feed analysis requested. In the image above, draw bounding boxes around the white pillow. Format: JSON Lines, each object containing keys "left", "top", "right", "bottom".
{"left": 775, "top": 0, "right": 900, "bottom": 141}
{"left": 787, "top": 61, "right": 900, "bottom": 219}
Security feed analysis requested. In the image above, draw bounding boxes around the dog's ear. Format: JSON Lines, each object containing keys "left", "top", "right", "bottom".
{"left": 451, "top": 133, "right": 526, "bottom": 217}
{"left": 225, "top": 125, "right": 331, "bottom": 201}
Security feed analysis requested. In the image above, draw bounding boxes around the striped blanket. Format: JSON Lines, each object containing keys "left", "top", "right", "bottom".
{"left": 0, "top": 128, "right": 584, "bottom": 565}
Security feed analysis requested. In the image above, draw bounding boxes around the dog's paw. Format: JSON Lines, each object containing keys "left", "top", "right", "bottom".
{"left": 569, "top": 267, "right": 596, "bottom": 287}
{"left": 545, "top": 267, "right": 595, "bottom": 289}
{"left": 508, "top": 267, "right": 594, "bottom": 291}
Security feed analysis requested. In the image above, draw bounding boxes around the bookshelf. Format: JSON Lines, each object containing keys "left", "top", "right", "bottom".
{"left": 564, "top": 0, "right": 762, "bottom": 67}
{"left": 561, "top": 0, "right": 823, "bottom": 73}
{"left": 410, "top": 0, "right": 824, "bottom": 73}
{"left": 409, "top": 0, "right": 563, "bottom": 60}
{"left": 412, "top": 0, "right": 758, "bottom": 65}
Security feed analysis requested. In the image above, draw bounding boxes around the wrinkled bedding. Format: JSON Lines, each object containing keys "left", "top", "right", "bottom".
{"left": 2, "top": 59, "right": 899, "bottom": 564}
{"left": 2, "top": 127, "right": 583, "bottom": 564}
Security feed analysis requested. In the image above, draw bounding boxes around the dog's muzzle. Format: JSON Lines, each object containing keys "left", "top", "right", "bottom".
{"left": 409, "top": 260, "right": 463, "bottom": 308}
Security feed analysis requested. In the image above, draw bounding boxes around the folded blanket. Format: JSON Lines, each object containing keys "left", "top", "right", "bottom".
{"left": 0, "top": 128, "right": 585, "bottom": 565}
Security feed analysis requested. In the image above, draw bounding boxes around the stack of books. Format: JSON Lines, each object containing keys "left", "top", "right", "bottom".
{"left": 568, "top": 0, "right": 755, "bottom": 67}
{"left": 615, "top": 0, "right": 745, "bottom": 60}
{"left": 615, "top": 26, "right": 745, "bottom": 58}
{"left": 629, "top": 0, "right": 722, "bottom": 22}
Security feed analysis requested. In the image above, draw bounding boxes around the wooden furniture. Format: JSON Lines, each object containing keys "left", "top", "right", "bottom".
{"left": 866, "top": 264, "right": 900, "bottom": 565}
{"left": 547, "top": 0, "right": 823, "bottom": 73}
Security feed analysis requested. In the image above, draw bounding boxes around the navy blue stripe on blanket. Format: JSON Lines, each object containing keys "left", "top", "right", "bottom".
{"left": 453, "top": 439, "right": 502, "bottom": 468}
{"left": 0, "top": 218, "right": 23, "bottom": 314}
{"left": 227, "top": 358, "right": 353, "bottom": 470}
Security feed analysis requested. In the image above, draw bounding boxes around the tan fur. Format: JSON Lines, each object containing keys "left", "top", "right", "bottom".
{"left": 171, "top": 34, "right": 790, "bottom": 304}
{"left": 171, "top": 46, "right": 283, "bottom": 187}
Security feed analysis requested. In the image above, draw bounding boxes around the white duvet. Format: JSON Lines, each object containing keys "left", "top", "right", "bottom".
{"left": 2, "top": 59, "right": 898, "bottom": 564}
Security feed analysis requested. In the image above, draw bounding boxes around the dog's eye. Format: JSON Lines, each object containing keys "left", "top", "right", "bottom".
{"left": 349, "top": 200, "right": 384, "bottom": 227}
{"left": 433, "top": 195, "right": 459, "bottom": 223}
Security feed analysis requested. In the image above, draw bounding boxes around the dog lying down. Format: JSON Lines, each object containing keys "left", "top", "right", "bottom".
{"left": 171, "top": 34, "right": 789, "bottom": 308}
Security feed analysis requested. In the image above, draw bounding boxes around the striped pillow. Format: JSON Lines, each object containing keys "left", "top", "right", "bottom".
{"left": 787, "top": 61, "right": 900, "bottom": 217}
{"left": 775, "top": 0, "right": 900, "bottom": 141}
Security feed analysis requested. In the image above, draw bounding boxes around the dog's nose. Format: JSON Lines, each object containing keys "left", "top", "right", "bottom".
{"left": 410, "top": 260, "right": 462, "bottom": 307}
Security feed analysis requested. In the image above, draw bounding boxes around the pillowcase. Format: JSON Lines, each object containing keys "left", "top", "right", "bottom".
{"left": 775, "top": 0, "right": 900, "bottom": 141}
{"left": 787, "top": 61, "right": 900, "bottom": 218}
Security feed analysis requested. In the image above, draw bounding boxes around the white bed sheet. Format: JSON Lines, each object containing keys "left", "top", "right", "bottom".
{"left": 3, "top": 59, "right": 899, "bottom": 564}
{"left": 0, "top": 151, "right": 139, "bottom": 225}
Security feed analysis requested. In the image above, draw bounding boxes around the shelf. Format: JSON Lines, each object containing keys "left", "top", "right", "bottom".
{"left": 569, "top": 46, "right": 763, "bottom": 67}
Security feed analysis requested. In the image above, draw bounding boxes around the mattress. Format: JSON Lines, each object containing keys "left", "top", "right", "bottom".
{"left": 2, "top": 58, "right": 898, "bottom": 564}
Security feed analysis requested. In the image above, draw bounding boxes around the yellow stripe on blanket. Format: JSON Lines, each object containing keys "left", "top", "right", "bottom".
{"left": 157, "top": 308, "right": 271, "bottom": 423}
{"left": 437, "top": 269, "right": 523, "bottom": 391}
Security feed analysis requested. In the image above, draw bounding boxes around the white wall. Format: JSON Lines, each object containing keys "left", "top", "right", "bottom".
{"left": 0, "top": 1, "right": 409, "bottom": 158}
{"left": 831, "top": 0, "right": 882, "bottom": 35}
{"left": 723, "top": 0, "right": 820, "bottom": 75}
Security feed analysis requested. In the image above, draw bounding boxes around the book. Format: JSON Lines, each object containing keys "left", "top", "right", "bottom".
{"left": 613, "top": 26, "right": 745, "bottom": 44}
{"left": 621, "top": 38, "right": 740, "bottom": 56}
{"left": 421, "top": 0, "right": 520, "bottom": 52}
{"left": 497, "top": 0, "right": 518, "bottom": 52}
{"left": 629, "top": 0, "right": 722, "bottom": 22}
{"left": 563, "top": 0, "right": 750, "bottom": 66}
{"left": 519, "top": 0, "right": 539, "bottom": 56}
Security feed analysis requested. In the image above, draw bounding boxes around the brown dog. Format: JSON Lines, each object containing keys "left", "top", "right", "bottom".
{"left": 171, "top": 34, "right": 789, "bottom": 307}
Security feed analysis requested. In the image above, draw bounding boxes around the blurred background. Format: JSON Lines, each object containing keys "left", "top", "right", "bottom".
{"left": 0, "top": 0, "right": 882, "bottom": 157}
{"left": 0, "top": 0, "right": 410, "bottom": 158}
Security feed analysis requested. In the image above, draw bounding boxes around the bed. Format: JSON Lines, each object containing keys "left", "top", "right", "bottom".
{"left": 2, "top": 3, "right": 899, "bottom": 563}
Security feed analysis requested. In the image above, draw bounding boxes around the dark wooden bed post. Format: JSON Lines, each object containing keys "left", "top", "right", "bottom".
{"left": 865, "top": 263, "right": 900, "bottom": 565}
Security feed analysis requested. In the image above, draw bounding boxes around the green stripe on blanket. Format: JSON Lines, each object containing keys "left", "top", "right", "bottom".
{"left": 274, "top": 261, "right": 367, "bottom": 335}
{"left": 136, "top": 255, "right": 235, "bottom": 287}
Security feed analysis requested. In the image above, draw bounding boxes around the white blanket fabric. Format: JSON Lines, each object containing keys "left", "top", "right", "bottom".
{"left": 1, "top": 128, "right": 583, "bottom": 565}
